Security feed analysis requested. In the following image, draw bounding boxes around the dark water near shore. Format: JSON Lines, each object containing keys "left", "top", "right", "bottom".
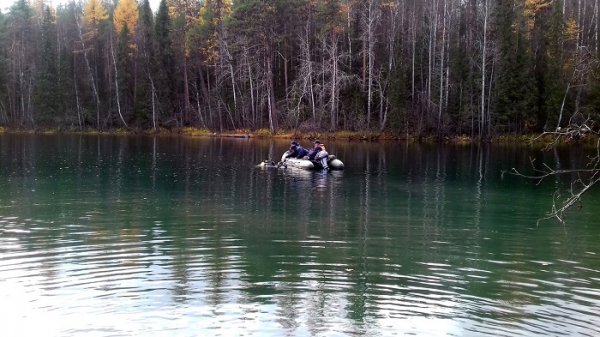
{"left": 1, "top": 134, "right": 599, "bottom": 336}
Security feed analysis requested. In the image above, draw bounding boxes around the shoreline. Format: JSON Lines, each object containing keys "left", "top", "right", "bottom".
{"left": 0, "top": 126, "right": 596, "bottom": 147}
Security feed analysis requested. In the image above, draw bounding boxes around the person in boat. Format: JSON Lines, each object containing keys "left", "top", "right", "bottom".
{"left": 281, "top": 140, "right": 309, "bottom": 162}
{"left": 307, "top": 140, "right": 329, "bottom": 169}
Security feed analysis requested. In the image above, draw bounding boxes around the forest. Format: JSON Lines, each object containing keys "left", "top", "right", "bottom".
{"left": 0, "top": 0, "right": 600, "bottom": 138}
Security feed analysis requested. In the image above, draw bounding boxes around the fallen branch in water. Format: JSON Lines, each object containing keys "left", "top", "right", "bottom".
{"left": 507, "top": 113, "right": 600, "bottom": 224}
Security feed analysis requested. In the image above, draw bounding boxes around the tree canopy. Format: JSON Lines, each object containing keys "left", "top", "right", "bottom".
{"left": 0, "top": 0, "right": 598, "bottom": 137}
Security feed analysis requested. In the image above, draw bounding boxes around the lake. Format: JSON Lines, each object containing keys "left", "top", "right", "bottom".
{"left": 1, "top": 134, "right": 599, "bottom": 336}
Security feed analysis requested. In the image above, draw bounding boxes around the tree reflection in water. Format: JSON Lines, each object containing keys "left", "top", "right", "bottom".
{"left": 0, "top": 134, "right": 599, "bottom": 336}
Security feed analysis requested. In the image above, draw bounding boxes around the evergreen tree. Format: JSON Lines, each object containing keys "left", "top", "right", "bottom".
{"left": 525, "top": 0, "right": 564, "bottom": 131}
{"left": 154, "top": 0, "right": 175, "bottom": 123}
{"left": 7, "top": 0, "right": 35, "bottom": 126}
{"left": 35, "top": 6, "right": 59, "bottom": 125}
{"left": 386, "top": 43, "right": 409, "bottom": 131}
{"left": 493, "top": 0, "right": 534, "bottom": 133}
{"left": 1, "top": 0, "right": 600, "bottom": 134}
{"left": 81, "top": 0, "right": 109, "bottom": 129}
{"left": 542, "top": 0, "right": 569, "bottom": 130}
{"left": 586, "top": 64, "right": 600, "bottom": 120}
{"left": 0, "top": 10, "right": 7, "bottom": 125}
{"left": 134, "top": 0, "right": 155, "bottom": 127}
{"left": 117, "top": 25, "right": 134, "bottom": 123}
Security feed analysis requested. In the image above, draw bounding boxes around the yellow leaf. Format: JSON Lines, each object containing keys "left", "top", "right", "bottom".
{"left": 114, "top": 0, "right": 139, "bottom": 35}
{"left": 83, "top": 0, "right": 108, "bottom": 28}
{"left": 565, "top": 18, "right": 579, "bottom": 42}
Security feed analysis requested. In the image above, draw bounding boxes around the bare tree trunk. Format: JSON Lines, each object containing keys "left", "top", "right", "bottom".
{"left": 347, "top": 0, "right": 352, "bottom": 64}
{"left": 222, "top": 40, "right": 238, "bottom": 118}
{"left": 438, "top": 0, "right": 447, "bottom": 133}
{"left": 594, "top": 0, "right": 600, "bottom": 55}
{"left": 309, "top": 72, "right": 316, "bottom": 121}
{"left": 229, "top": 61, "right": 238, "bottom": 116}
{"left": 577, "top": 0, "right": 582, "bottom": 48}
{"left": 110, "top": 36, "right": 128, "bottom": 129}
{"left": 244, "top": 46, "right": 256, "bottom": 125}
{"left": 267, "top": 49, "right": 278, "bottom": 132}
{"left": 151, "top": 77, "right": 157, "bottom": 130}
{"left": 27, "top": 75, "right": 34, "bottom": 127}
{"left": 19, "top": 67, "right": 26, "bottom": 126}
{"left": 365, "top": 0, "right": 378, "bottom": 128}
{"left": 194, "top": 86, "right": 204, "bottom": 128}
{"left": 283, "top": 52, "right": 289, "bottom": 103}
{"left": 305, "top": 23, "right": 316, "bottom": 120}
{"left": 73, "top": 65, "right": 82, "bottom": 130}
{"left": 381, "top": 1, "right": 399, "bottom": 132}
{"left": 76, "top": 17, "right": 101, "bottom": 130}
{"left": 330, "top": 35, "right": 338, "bottom": 131}
{"left": 205, "top": 68, "right": 213, "bottom": 128}
{"left": 480, "top": 0, "right": 489, "bottom": 139}
{"left": 411, "top": 9, "right": 416, "bottom": 102}
{"left": 321, "top": 39, "right": 326, "bottom": 123}
{"left": 445, "top": 0, "right": 453, "bottom": 112}
{"left": 486, "top": 57, "right": 495, "bottom": 136}
{"left": 427, "top": 1, "right": 436, "bottom": 112}
{"left": 0, "top": 100, "right": 7, "bottom": 125}
{"left": 379, "top": 78, "right": 388, "bottom": 132}
{"left": 183, "top": 56, "right": 191, "bottom": 124}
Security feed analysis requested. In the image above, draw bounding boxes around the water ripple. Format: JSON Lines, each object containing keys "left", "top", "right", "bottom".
{"left": 2, "top": 137, "right": 600, "bottom": 336}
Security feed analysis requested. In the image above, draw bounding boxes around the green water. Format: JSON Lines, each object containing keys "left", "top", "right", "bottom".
{"left": 0, "top": 134, "right": 599, "bottom": 336}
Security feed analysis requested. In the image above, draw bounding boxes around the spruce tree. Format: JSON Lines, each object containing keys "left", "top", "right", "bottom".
{"left": 493, "top": 0, "right": 534, "bottom": 133}
{"left": 154, "top": 0, "right": 175, "bottom": 122}
{"left": 117, "top": 25, "right": 134, "bottom": 124}
{"left": 0, "top": 10, "right": 7, "bottom": 124}
{"left": 134, "top": 0, "right": 155, "bottom": 128}
{"left": 35, "top": 6, "right": 59, "bottom": 125}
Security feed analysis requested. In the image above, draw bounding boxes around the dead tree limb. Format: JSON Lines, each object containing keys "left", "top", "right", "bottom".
{"left": 509, "top": 113, "right": 600, "bottom": 223}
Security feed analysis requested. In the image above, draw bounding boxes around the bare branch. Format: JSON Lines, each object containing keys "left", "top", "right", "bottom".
{"left": 538, "top": 171, "right": 600, "bottom": 224}
{"left": 513, "top": 112, "right": 600, "bottom": 223}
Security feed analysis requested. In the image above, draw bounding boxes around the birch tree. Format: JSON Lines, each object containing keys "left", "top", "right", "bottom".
{"left": 362, "top": 0, "right": 380, "bottom": 128}
{"left": 480, "top": 0, "right": 490, "bottom": 139}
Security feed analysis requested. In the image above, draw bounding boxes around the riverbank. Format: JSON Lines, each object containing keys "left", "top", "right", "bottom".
{"left": 0, "top": 126, "right": 597, "bottom": 147}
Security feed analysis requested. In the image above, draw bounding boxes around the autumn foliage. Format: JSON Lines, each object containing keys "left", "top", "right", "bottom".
{"left": 0, "top": 0, "right": 599, "bottom": 135}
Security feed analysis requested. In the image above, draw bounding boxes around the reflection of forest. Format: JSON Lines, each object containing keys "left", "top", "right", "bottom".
{"left": 1, "top": 135, "right": 599, "bottom": 335}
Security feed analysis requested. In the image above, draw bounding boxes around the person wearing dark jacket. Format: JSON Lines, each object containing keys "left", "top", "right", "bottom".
{"left": 293, "top": 141, "right": 309, "bottom": 158}
{"left": 281, "top": 141, "right": 309, "bottom": 162}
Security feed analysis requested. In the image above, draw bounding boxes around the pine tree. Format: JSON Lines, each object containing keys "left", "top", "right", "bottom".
{"left": 543, "top": 0, "right": 571, "bottom": 130}
{"left": 154, "top": 0, "right": 175, "bottom": 123}
{"left": 35, "top": 6, "right": 59, "bottom": 125}
{"left": 493, "top": 0, "right": 534, "bottom": 133}
{"left": 134, "top": 0, "right": 155, "bottom": 128}
{"left": 80, "top": 0, "right": 109, "bottom": 129}
{"left": 117, "top": 25, "right": 134, "bottom": 123}
{"left": 525, "top": 0, "right": 561, "bottom": 131}
{"left": 0, "top": 10, "right": 7, "bottom": 125}
{"left": 231, "top": 0, "right": 280, "bottom": 131}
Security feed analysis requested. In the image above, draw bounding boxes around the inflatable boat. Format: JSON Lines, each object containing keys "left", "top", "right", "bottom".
{"left": 282, "top": 155, "right": 344, "bottom": 170}
{"left": 257, "top": 155, "right": 344, "bottom": 170}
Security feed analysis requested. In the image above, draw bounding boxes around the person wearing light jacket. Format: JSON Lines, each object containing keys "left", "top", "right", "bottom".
{"left": 307, "top": 140, "right": 329, "bottom": 169}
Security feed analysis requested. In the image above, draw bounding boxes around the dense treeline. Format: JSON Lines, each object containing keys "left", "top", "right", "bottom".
{"left": 0, "top": 0, "right": 599, "bottom": 138}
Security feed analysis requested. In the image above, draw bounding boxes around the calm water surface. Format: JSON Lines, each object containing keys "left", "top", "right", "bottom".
{"left": 0, "top": 135, "right": 599, "bottom": 336}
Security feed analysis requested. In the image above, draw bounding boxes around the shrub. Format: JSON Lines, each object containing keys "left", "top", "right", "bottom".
{"left": 182, "top": 127, "right": 213, "bottom": 136}
{"left": 255, "top": 128, "right": 272, "bottom": 137}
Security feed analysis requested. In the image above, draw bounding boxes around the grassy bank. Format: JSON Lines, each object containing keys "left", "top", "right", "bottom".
{"left": 0, "top": 126, "right": 597, "bottom": 147}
